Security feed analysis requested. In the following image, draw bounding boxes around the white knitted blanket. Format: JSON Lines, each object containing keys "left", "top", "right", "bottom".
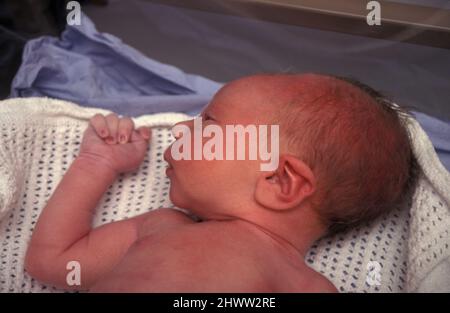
{"left": 0, "top": 97, "right": 449, "bottom": 293}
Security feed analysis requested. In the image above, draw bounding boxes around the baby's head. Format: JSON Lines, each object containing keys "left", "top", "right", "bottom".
{"left": 164, "top": 73, "right": 414, "bottom": 236}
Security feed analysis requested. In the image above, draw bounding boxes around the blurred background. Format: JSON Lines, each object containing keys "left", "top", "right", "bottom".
{"left": 1, "top": 0, "right": 450, "bottom": 120}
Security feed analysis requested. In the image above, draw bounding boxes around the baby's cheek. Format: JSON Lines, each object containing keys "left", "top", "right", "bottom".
{"left": 176, "top": 159, "right": 239, "bottom": 196}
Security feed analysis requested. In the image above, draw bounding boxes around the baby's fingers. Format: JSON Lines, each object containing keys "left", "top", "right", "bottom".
{"left": 138, "top": 126, "right": 151, "bottom": 141}
{"left": 118, "top": 117, "right": 134, "bottom": 144}
{"left": 105, "top": 113, "right": 120, "bottom": 144}
{"left": 130, "top": 127, "right": 152, "bottom": 142}
{"left": 89, "top": 114, "right": 109, "bottom": 138}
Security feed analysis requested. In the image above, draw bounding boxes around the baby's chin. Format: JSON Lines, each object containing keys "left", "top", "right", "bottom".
{"left": 168, "top": 187, "right": 226, "bottom": 221}
{"left": 169, "top": 197, "right": 210, "bottom": 222}
{"left": 169, "top": 192, "right": 198, "bottom": 214}
{"left": 177, "top": 206, "right": 207, "bottom": 221}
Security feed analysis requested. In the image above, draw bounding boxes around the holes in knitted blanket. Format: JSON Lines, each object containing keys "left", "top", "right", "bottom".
{"left": 1, "top": 122, "right": 448, "bottom": 293}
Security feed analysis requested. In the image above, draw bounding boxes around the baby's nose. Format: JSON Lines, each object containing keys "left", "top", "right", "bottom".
{"left": 171, "top": 124, "right": 180, "bottom": 139}
{"left": 171, "top": 119, "right": 192, "bottom": 139}
{"left": 170, "top": 123, "right": 180, "bottom": 139}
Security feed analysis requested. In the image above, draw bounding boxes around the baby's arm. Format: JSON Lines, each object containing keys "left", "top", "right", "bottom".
{"left": 25, "top": 113, "right": 152, "bottom": 290}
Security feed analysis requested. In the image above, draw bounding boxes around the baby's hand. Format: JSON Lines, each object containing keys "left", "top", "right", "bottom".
{"left": 79, "top": 113, "right": 151, "bottom": 174}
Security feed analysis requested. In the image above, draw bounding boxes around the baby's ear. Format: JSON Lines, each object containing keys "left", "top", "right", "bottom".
{"left": 254, "top": 155, "right": 316, "bottom": 211}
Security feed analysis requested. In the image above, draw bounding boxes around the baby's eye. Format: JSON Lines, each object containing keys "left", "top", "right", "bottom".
{"left": 203, "top": 114, "right": 213, "bottom": 121}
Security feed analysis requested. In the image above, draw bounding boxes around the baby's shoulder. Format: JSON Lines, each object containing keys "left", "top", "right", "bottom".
{"left": 140, "top": 221, "right": 275, "bottom": 291}
{"left": 178, "top": 223, "right": 338, "bottom": 292}
{"left": 156, "top": 219, "right": 250, "bottom": 252}
{"left": 300, "top": 266, "right": 339, "bottom": 293}
{"left": 270, "top": 265, "right": 338, "bottom": 293}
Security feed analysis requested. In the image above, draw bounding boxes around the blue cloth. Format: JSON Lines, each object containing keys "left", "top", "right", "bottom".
{"left": 413, "top": 112, "right": 450, "bottom": 172}
{"left": 10, "top": 13, "right": 223, "bottom": 116}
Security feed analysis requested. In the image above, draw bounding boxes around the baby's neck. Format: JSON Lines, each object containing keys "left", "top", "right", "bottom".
{"left": 228, "top": 215, "right": 325, "bottom": 259}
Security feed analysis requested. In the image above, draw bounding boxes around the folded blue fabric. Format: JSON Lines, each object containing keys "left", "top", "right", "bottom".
{"left": 10, "top": 13, "right": 223, "bottom": 116}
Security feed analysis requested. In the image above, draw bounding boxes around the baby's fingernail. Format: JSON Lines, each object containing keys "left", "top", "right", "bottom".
{"left": 105, "top": 136, "right": 115, "bottom": 144}
{"left": 119, "top": 134, "right": 127, "bottom": 144}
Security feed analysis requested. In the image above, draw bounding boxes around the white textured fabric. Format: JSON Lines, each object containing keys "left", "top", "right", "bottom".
{"left": 0, "top": 97, "right": 449, "bottom": 293}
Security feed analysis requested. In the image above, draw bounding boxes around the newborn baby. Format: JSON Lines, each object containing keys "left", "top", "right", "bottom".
{"left": 25, "top": 73, "right": 413, "bottom": 292}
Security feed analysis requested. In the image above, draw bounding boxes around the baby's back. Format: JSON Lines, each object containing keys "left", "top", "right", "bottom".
{"left": 90, "top": 218, "right": 336, "bottom": 292}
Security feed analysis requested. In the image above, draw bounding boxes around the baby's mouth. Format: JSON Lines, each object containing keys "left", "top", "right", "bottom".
{"left": 165, "top": 163, "right": 173, "bottom": 176}
{"left": 163, "top": 149, "right": 173, "bottom": 170}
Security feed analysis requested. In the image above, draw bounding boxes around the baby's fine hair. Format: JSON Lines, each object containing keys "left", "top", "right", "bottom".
{"left": 276, "top": 73, "right": 417, "bottom": 235}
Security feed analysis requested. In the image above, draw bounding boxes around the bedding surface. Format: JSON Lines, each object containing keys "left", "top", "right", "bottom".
{"left": 1, "top": 97, "right": 449, "bottom": 292}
